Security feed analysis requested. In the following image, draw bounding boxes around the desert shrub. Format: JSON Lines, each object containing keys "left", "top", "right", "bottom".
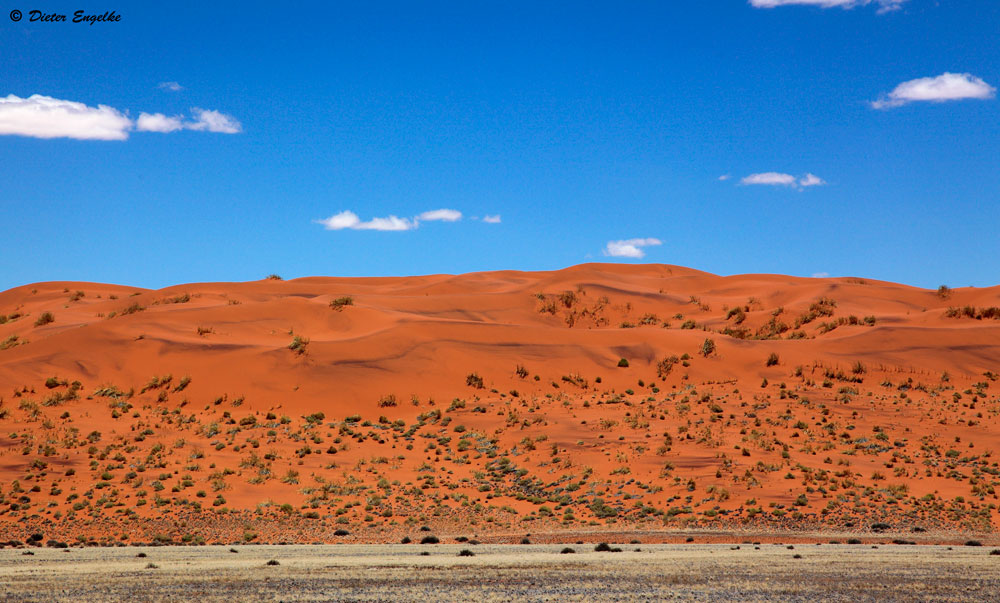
{"left": 34, "top": 312, "right": 54, "bottom": 327}
{"left": 465, "top": 373, "right": 484, "bottom": 389}
{"left": 766, "top": 353, "right": 779, "bottom": 367}
{"left": 329, "top": 296, "right": 354, "bottom": 310}
{"left": 617, "top": 358, "right": 629, "bottom": 368}
{"left": 656, "top": 356, "right": 678, "bottom": 378}
{"left": 378, "top": 394, "right": 397, "bottom": 407}
{"left": 120, "top": 302, "right": 145, "bottom": 316}
{"left": 560, "top": 547, "right": 575, "bottom": 554}
{"left": 0, "top": 335, "right": 23, "bottom": 350}
{"left": 457, "top": 549, "right": 475, "bottom": 557}
{"left": 420, "top": 535, "right": 440, "bottom": 544}
{"left": 701, "top": 338, "right": 716, "bottom": 357}
{"left": 288, "top": 335, "right": 309, "bottom": 355}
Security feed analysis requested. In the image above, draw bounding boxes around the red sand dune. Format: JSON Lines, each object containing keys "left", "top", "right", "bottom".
{"left": 0, "top": 263, "right": 998, "bottom": 544}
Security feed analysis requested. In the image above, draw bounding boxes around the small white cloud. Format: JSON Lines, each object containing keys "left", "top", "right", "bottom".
{"left": 740, "top": 172, "right": 826, "bottom": 189}
{"left": 871, "top": 72, "right": 996, "bottom": 109}
{"left": 812, "top": 271, "right": 830, "bottom": 278}
{"left": 136, "top": 112, "right": 184, "bottom": 133}
{"left": 0, "top": 94, "right": 132, "bottom": 140}
{"left": 315, "top": 211, "right": 416, "bottom": 231}
{"left": 158, "top": 81, "right": 184, "bottom": 92}
{"left": 482, "top": 214, "right": 501, "bottom": 224}
{"left": 799, "top": 173, "right": 826, "bottom": 187}
{"left": 749, "top": 0, "right": 907, "bottom": 11}
{"left": 604, "top": 238, "right": 662, "bottom": 259}
{"left": 741, "top": 172, "right": 798, "bottom": 186}
{"left": 718, "top": 174, "right": 731, "bottom": 181}
{"left": 417, "top": 209, "right": 462, "bottom": 222}
{"left": 187, "top": 108, "right": 242, "bottom": 134}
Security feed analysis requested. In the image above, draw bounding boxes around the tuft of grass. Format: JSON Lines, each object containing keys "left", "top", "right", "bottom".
{"left": 119, "top": 302, "right": 145, "bottom": 316}
{"left": 288, "top": 335, "right": 309, "bottom": 355}
{"left": 34, "top": 312, "right": 55, "bottom": 327}
{"left": 329, "top": 296, "right": 354, "bottom": 310}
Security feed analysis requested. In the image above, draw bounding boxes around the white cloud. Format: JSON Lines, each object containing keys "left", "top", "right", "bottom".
{"left": 158, "top": 81, "right": 184, "bottom": 92}
{"left": 812, "top": 271, "right": 830, "bottom": 278}
{"left": 741, "top": 172, "right": 798, "bottom": 186}
{"left": 718, "top": 174, "right": 731, "bottom": 181}
{"left": 136, "top": 112, "right": 184, "bottom": 133}
{"left": 187, "top": 108, "right": 242, "bottom": 134}
{"left": 799, "top": 173, "right": 826, "bottom": 187}
{"left": 0, "top": 93, "right": 242, "bottom": 140}
{"left": 315, "top": 208, "right": 467, "bottom": 232}
{"left": 740, "top": 172, "right": 826, "bottom": 188}
{"left": 316, "top": 211, "right": 416, "bottom": 231}
{"left": 418, "top": 209, "right": 462, "bottom": 222}
{"left": 136, "top": 108, "right": 241, "bottom": 134}
{"left": 749, "top": 0, "right": 907, "bottom": 12}
{"left": 0, "top": 94, "right": 132, "bottom": 140}
{"left": 871, "top": 73, "right": 996, "bottom": 109}
{"left": 482, "top": 214, "right": 501, "bottom": 224}
{"left": 604, "top": 238, "right": 662, "bottom": 259}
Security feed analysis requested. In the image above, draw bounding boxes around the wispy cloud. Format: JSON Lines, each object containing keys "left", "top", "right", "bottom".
{"left": 136, "top": 113, "right": 184, "bottom": 133}
{"left": 871, "top": 73, "right": 996, "bottom": 109}
{"left": 158, "top": 81, "right": 184, "bottom": 92}
{"left": 740, "top": 172, "right": 826, "bottom": 188}
{"left": 0, "top": 93, "right": 241, "bottom": 140}
{"left": 741, "top": 172, "right": 797, "bottom": 186}
{"left": 749, "top": 0, "right": 907, "bottom": 12}
{"left": 136, "top": 108, "right": 242, "bottom": 134}
{"left": 417, "top": 209, "right": 462, "bottom": 222}
{"left": 315, "top": 208, "right": 465, "bottom": 232}
{"left": 604, "top": 238, "right": 662, "bottom": 259}
{"left": 811, "top": 271, "right": 830, "bottom": 278}
{"left": 0, "top": 94, "right": 132, "bottom": 140}
{"left": 187, "top": 108, "right": 242, "bottom": 133}
{"left": 718, "top": 174, "right": 731, "bottom": 181}
{"left": 799, "top": 173, "right": 826, "bottom": 187}
{"left": 482, "top": 214, "right": 502, "bottom": 224}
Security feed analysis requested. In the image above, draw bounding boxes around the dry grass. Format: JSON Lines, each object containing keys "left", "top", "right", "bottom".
{"left": 0, "top": 544, "right": 997, "bottom": 601}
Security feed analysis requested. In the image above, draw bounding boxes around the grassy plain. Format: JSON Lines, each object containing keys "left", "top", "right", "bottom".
{"left": 1, "top": 543, "right": 998, "bottom": 601}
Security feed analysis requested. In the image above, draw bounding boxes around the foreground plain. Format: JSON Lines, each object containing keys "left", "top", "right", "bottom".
{"left": 1, "top": 544, "right": 998, "bottom": 602}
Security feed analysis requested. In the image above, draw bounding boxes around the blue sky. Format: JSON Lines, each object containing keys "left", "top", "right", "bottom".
{"left": 1, "top": 0, "right": 997, "bottom": 290}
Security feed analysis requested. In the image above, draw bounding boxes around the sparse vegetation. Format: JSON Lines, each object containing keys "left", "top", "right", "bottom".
{"left": 288, "top": 335, "right": 309, "bottom": 355}
{"left": 330, "top": 296, "right": 354, "bottom": 310}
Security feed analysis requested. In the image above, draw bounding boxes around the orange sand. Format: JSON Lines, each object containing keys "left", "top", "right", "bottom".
{"left": 0, "top": 264, "right": 997, "bottom": 545}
